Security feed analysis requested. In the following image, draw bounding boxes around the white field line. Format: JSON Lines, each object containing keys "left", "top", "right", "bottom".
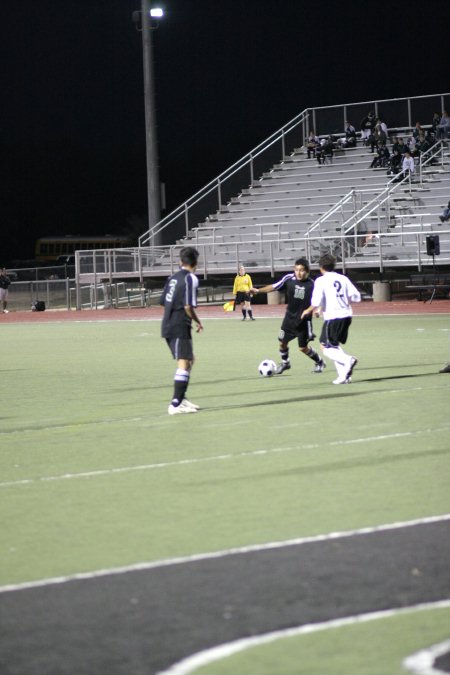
{"left": 2, "top": 426, "right": 450, "bottom": 489}
{"left": 1, "top": 513, "right": 449, "bottom": 594}
{"left": 404, "top": 638, "right": 450, "bottom": 674}
{"left": 1, "top": 311, "right": 449, "bottom": 328}
{"left": 157, "top": 600, "right": 450, "bottom": 675}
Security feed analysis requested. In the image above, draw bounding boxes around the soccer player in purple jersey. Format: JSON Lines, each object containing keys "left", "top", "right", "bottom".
{"left": 253, "top": 258, "right": 325, "bottom": 375}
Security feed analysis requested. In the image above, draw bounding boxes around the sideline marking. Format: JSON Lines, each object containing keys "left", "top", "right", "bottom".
{"left": 404, "top": 639, "right": 450, "bottom": 674}
{"left": 157, "top": 600, "right": 450, "bottom": 675}
{"left": 1, "top": 426, "right": 450, "bottom": 489}
{"left": 1, "top": 513, "right": 449, "bottom": 594}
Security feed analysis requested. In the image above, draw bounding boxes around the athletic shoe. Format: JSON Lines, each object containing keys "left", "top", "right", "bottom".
{"left": 345, "top": 357, "right": 358, "bottom": 381}
{"left": 182, "top": 399, "right": 200, "bottom": 411}
{"left": 168, "top": 401, "right": 198, "bottom": 415}
{"left": 3, "top": 309, "right": 9, "bottom": 314}
{"left": 312, "top": 360, "right": 326, "bottom": 373}
{"left": 250, "top": 317, "right": 256, "bottom": 321}
{"left": 275, "top": 362, "right": 291, "bottom": 374}
{"left": 333, "top": 375, "right": 350, "bottom": 384}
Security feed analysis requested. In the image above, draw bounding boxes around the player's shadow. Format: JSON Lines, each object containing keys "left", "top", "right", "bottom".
{"left": 195, "top": 447, "right": 450, "bottom": 486}
{"left": 356, "top": 372, "right": 437, "bottom": 383}
{"left": 204, "top": 372, "right": 439, "bottom": 410}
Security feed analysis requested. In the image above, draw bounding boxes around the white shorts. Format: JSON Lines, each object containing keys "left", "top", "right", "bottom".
{"left": 0, "top": 289, "right": 8, "bottom": 301}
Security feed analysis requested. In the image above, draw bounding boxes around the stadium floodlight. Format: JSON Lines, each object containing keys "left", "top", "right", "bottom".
{"left": 132, "top": 1, "right": 165, "bottom": 234}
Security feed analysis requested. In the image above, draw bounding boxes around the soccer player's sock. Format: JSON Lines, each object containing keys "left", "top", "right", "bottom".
{"left": 323, "top": 347, "right": 349, "bottom": 377}
{"left": 248, "top": 310, "right": 253, "bottom": 319}
{"left": 306, "top": 347, "right": 321, "bottom": 364}
{"left": 280, "top": 347, "right": 290, "bottom": 364}
{"left": 323, "top": 346, "right": 348, "bottom": 365}
{"left": 172, "top": 368, "right": 189, "bottom": 406}
{"left": 242, "top": 309, "right": 247, "bottom": 319}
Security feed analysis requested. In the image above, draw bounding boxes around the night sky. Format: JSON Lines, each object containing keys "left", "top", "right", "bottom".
{"left": 2, "top": 0, "right": 449, "bottom": 264}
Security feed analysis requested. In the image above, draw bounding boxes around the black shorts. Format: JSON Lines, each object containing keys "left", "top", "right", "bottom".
{"left": 166, "top": 337, "right": 194, "bottom": 360}
{"left": 320, "top": 317, "right": 352, "bottom": 347}
{"left": 235, "top": 291, "right": 251, "bottom": 304}
{"left": 278, "top": 316, "right": 315, "bottom": 348}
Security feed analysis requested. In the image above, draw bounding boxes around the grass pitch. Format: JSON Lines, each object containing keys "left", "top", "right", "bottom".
{"left": 1, "top": 313, "right": 449, "bottom": 673}
{"left": 1, "top": 314, "right": 449, "bottom": 584}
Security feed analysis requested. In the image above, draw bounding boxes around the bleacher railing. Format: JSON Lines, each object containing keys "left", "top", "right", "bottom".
{"left": 138, "top": 92, "right": 449, "bottom": 250}
{"left": 75, "top": 227, "right": 450, "bottom": 304}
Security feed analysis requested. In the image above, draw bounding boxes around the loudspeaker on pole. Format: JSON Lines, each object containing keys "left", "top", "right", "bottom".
{"left": 426, "top": 234, "right": 440, "bottom": 256}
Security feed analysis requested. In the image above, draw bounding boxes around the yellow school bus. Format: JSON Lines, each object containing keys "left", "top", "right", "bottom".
{"left": 35, "top": 235, "right": 131, "bottom": 262}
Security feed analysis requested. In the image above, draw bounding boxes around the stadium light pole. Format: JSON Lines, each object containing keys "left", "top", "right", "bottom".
{"left": 134, "top": 2, "right": 164, "bottom": 239}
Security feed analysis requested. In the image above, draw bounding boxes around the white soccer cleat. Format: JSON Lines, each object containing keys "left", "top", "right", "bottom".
{"left": 168, "top": 401, "right": 198, "bottom": 415}
{"left": 312, "top": 360, "right": 326, "bottom": 373}
{"left": 275, "top": 362, "right": 291, "bottom": 374}
{"left": 182, "top": 399, "right": 200, "bottom": 411}
{"left": 333, "top": 375, "right": 350, "bottom": 385}
{"left": 345, "top": 357, "right": 358, "bottom": 381}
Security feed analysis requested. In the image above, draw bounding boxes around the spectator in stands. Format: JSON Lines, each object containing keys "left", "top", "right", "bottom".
{"left": 339, "top": 121, "right": 357, "bottom": 148}
{"left": 315, "top": 139, "right": 324, "bottom": 165}
{"left": 306, "top": 131, "right": 319, "bottom": 159}
{"left": 380, "top": 118, "right": 389, "bottom": 138}
{"left": 431, "top": 112, "right": 441, "bottom": 140}
{"left": 393, "top": 149, "right": 415, "bottom": 182}
{"left": 439, "top": 201, "right": 450, "bottom": 223}
{"left": 412, "top": 122, "right": 424, "bottom": 140}
{"left": 437, "top": 111, "right": 450, "bottom": 139}
{"left": 0, "top": 268, "right": 12, "bottom": 314}
{"left": 369, "top": 119, "right": 388, "bottom": 153}
{"left": 357, "top": 222, "right": 379, "bottom": 247}
{"left": 370, "top": 142, "right": 390, "bottom": 168}
{"left": 360, "top": 111, "right": 375, "bottom": 145}
{"left": 388, "top": 149, "right": 402, "bottom": 175}
{"left": 397, "top": 137, "right": 408, "bottom": 155}
{"left": 407, "top": 135, "right": 417, "bottom": 155}
{"left": 415, "top": 132, "right": 431, "bottom": 155}
{"left": 317, "top": 136, "right": 334, "bottom": 165}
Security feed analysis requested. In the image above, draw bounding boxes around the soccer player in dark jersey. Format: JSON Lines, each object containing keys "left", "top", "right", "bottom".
{"left": 253, "top": 258, "right": 325, "bottom": 375}
{"left": 161, "top": 247, "right": 204, "bottom": 414}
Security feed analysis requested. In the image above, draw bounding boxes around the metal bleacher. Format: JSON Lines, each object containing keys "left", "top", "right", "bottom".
{"left": 74, "top": 93, "right": 450, "bottom": 308}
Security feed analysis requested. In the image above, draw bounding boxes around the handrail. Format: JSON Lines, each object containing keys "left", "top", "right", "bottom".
{"left": 300, "top": 137, "right": 445, "bottom": 243}
{"left": 338, "top": 140, "right": 445, "bottom": 237}
{"left": 138, "top": 92, "right": 449, "bottom": 250}
{"left": 78, "top": 227, "right": 450, "bottom": 289}
{"left": 306, "top": 190, "right": 357, "bottom": 236}
{"left": 419, "top": 140, "right": 445, "bottom": 186}
{"left": 138, "top": 109, "right": 310, "bottom": 247}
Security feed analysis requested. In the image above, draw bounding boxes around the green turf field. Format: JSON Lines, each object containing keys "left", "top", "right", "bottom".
{"left": 1, "top": 314, "right": 449, "bottom": 584}
{"left": 1, "top": 314, "right": 449, "bottom": 673}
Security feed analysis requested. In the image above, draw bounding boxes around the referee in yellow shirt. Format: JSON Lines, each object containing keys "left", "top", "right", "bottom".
{"left": 233, "top": 265, "right": 255, "bottom": 320}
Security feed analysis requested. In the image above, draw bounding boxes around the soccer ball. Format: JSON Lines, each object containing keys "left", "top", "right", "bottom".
{"left": 258, "top": 359, "right": 277, "bottom": 377}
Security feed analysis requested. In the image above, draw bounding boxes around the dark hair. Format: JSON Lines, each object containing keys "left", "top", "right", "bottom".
{"left": 318, "top": 253, "right": 336, "bottom": 271}
{"left": 179, "top": 247, "right": 199, "bottom": 267}
{"left": 295, "top": 257, "right": 310, "bottom": 272}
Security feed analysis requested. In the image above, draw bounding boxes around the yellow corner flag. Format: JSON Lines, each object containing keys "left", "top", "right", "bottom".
{"left": 223, "top": 301, "right": 235, "bottom": 312}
